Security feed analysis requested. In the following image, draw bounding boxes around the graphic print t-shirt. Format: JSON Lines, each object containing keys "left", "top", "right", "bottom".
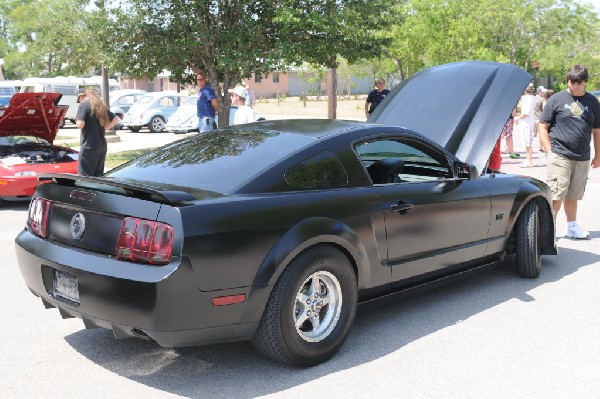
{"left": 540, "top": 90, "right": 600, "bottom": 161}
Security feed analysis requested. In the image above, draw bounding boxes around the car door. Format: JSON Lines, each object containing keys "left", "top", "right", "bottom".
{"left": 355, "top": 137, "right": 492, "bottom": 285}
{"left": 157, "top": 96, "right": 178, "bottom": 119}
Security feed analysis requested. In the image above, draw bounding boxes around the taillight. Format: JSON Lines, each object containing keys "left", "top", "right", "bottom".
{"left": 116, "top": 217, "right": 174, "bottom": 265}
{"left": 27, "top": 198, "right": 51, "bottom": 237}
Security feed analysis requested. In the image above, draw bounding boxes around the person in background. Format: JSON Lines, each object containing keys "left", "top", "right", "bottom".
{"left": 490, "top": 114, "right": 517, "bottom": 173}
{"left": 365, "top": 78, "right": 390, "bottom": 119}
{"left": 244, "top": 82, "right": 255, "bottom": 108}
{"left": 487, "top": 138, "right": 503, "bottom": 173}
{"left": 501, "top": 108, "right": 519, "bottom": 159}
{"left": 535, "top": 86, "right": 547, "bottom": 152}
{"left": 514, "top": 84, "right": 536, "bottom": 167}
{"left": 538, "top": 64, "right": 600, "bottom": 239}
{"left": 196, "top": 73, "right": 219, "bottom": 132}
{"left": 228, "top": 85, "right": 257, "bottom": 125}
{"left": 75, "top": 89, "right": 118, "bottom": 176}
{"left": 543, "top": 89, "right": 555, "bottom": 109}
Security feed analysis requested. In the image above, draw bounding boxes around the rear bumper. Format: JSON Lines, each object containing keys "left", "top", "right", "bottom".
{"left": 15, "top": 230, "right": 269, "bottom": 347}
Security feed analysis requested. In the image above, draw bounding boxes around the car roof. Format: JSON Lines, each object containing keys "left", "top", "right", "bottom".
{"left": 236, "top": 119, "right": 367, "bottom": 139}
{"left": 143, "top": 91, "right": 188, "bottom": 98}
{"left": 110, "top": 89, "right": 147, "bottom": 96}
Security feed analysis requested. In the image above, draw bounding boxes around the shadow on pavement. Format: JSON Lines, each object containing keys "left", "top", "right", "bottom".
{"left": 0, "top": 200, "right": 30, "bottom": 210}
{"left": 64, "top": 246, "right": 599, "bottom": 398}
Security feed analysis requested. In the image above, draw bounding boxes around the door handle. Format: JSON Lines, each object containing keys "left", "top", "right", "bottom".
{"left": 390, "top": 200, "right": 414, "bottom": 215}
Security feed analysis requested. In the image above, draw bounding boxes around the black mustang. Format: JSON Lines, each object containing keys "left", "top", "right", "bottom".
{"left": 15, "top": 61, "right": 556, "bottom": 367}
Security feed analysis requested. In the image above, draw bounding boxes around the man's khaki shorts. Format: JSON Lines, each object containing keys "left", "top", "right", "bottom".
{"left": 546, "top": 152, "right": 590, "bottom": 201}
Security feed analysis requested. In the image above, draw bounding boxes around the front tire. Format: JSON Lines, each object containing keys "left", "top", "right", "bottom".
{"left": 515, "top": 201, "right": 541, "bottom": 278}
{"left": 128, "top": 126, "right": 141, "bottom": 133}
{"left": 251, "top": 245, "right": 357, "bottom": 367}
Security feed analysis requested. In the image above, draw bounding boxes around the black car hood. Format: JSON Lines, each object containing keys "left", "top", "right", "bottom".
{"left": 369, "top": 61, "right": 532, "bottom": 174}
{"left": 0, "top": 92, "right": 67, "bottom": 143}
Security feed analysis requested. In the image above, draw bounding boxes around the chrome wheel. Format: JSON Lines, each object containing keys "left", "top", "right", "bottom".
{"left": 251, "top": 245, "right": 357, "bottom": 366}
{"left": 294, "top": 271, "right": 342, "bottom": 342}
{"left": 149, "top": 116, "right": 165, "bottom": 132}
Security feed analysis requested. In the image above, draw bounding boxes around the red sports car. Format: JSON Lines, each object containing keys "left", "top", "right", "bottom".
{"left": 0, "top": 92, "right": 78, "bottom": 204}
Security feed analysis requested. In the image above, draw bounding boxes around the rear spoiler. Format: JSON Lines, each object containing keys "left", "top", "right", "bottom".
{"left": 38, "top": 173, "right": 195, "bottom": 204}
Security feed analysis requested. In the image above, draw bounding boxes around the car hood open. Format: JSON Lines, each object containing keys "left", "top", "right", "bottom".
{"left": 0, "top": 92, "right": 67, "bottom": 143}
{"left": 369, "top": 61, "right": 531, "bottom": 174}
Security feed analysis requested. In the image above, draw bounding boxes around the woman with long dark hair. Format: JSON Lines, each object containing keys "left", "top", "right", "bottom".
{"left": 75, "top": 89, "right": 118, "bottom": 176}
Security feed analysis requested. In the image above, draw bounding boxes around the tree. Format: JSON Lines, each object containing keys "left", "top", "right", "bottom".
{"left": 5, "top": 0, "right": 98, "bottom": 78}
{"left": 275, "top": 0, "right": 397, "bottom": 118}
{"left": 384, "top": 0, "right": 600, "bottom": 88}
{"left": 109, "top": 0, "right": 395, "bottom": 124}
{"left": 109, "top": 0, "right": 286, "bottom": 126}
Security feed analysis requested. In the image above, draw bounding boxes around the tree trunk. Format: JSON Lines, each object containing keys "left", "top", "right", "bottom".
{"left": 327, "top": 67, "right": 337, "bottom": 119}
{"left": 102, "top": 66, "right": 119, "bottom": 141}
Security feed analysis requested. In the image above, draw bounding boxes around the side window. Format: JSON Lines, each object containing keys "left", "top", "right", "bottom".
{"left": 159, "top": 97, "right": 174, "bottom": 107}
{"left": 355, "top": 138, "right": 452, "bottom": 184}
{"left": 118, "top": 96, "right": 135, "bottom": 106}
{"left": 284, "top": 151, "right": 348, "bottom": 189}
{"left": 52, "top": 85, "right": 78, "bottom": 95}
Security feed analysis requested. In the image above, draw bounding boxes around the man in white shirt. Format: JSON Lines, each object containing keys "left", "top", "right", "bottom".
{"left": 228, "top": 85, "right": 257, "bottom": 125}
{"left": 515, "top": 84, "right": 536, "bottom": 167}
{"left": 244, "top": 82, "right": 255, "bottom": 108}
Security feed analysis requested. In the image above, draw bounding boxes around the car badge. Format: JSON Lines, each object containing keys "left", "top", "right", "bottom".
{"left": 70, "top": 213, "right": 86, "bottom": 240}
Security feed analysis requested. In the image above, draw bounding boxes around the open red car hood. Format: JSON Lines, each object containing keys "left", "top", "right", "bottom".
{"left": 0, "top": 92, "right": 67, "bottom": 143}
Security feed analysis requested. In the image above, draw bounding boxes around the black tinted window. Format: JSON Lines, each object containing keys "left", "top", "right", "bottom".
{"left": 105, "top": 129, "right": 313, "bottom": 195}
{"left": 284, "top": 151, "right": 348, "bottom": 189}
{"left": 355, "top": 138, "right": 452, "bottom": 183}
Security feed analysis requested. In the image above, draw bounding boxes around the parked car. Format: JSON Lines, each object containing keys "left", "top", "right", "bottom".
{"left": 165, "top": 95, "right": 200, "bottom": 133}
{"left": 0, "top": 93, "right": 78, "bottom": 205}
{"left": 165, "top": 97, "right": 263, "bottom": 134}
{"left": 120, "top": 91, "right": 188, "bottom": 133}
{"left": 15, "top": 62, "right": 557, "bottom": 367}
{"left": 0, "top": 80, "right": 23, "bottom": 107}
{"left": 108, "top": 89, "right": 147, "bottom": 129}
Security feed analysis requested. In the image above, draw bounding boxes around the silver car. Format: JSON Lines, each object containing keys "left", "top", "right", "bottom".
{"left": 121, "top": 91, "right": 188, "bottom": 133}
{"left": 109, "top": 89, "right": 147, "bottom": 129}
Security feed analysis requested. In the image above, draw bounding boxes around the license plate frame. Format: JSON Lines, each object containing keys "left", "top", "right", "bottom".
{"left": 53, "top": 269, "right": 80, "bottom": 304}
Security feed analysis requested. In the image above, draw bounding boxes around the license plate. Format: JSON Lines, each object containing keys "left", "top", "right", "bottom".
{"left": 53, "top": 270, "right": 79, "bottom": 304}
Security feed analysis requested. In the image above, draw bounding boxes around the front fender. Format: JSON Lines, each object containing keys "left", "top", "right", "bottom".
{"left": 508, "top": 179, "right": 556, "bottom": 255}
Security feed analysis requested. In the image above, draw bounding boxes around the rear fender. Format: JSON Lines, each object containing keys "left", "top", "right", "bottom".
{"left": 252, "top": 217, "right": 370, "bottom": 289}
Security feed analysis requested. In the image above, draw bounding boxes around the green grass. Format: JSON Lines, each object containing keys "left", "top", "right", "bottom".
{"left": 105, "top": 148, "right": 155, "bottom": 170}
{"left": 54, "top": 136, "right": 80, "bottom": 148}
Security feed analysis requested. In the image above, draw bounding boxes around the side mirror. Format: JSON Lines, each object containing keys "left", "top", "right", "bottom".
{"left": 454, "top": 161, "right": 478, "bottom": 180}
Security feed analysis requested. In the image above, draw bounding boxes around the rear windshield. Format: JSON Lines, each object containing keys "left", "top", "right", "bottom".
{"left": 105, "top": 129, "right": 314, "bottom": 195}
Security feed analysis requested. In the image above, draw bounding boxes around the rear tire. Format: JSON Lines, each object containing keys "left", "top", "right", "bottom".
{"left": 148, "top": 116, "right": 165, "bottom": 133}
{"left": 128, "top": 126, "right": 141, "bottom": 133}
{"left": 251, "top": 245, "right": 357, "bottom": 367}
{"left": 515, "top": 201, "right": 541, "bottom": 278}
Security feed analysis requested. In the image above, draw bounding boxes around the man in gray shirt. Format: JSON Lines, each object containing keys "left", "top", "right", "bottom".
{"left": 538, "top": 65, "right": 600, "bottom": 239}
